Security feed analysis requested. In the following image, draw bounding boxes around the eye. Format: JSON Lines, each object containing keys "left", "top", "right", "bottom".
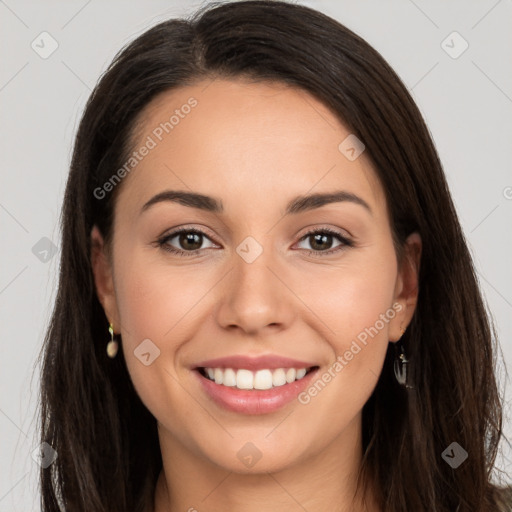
{"left": 157, "top": 226, "right": 354, "bottom": 258}
{"left": 157, "top": 227, "right": 217, "bottom": 257}
{"left": 296, "top": 228, "right": 353, "bottom": 256}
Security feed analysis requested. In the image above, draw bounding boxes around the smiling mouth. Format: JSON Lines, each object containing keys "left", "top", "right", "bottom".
{"left": 196, "top": 366, "right": 319, "bottom": 391}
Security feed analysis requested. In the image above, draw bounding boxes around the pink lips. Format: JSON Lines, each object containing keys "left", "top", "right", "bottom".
{"left": 193, "top": 354, "right": 317, "bottom": 371}
{"left": 192, "top": 354, "right": 319, "bottom": 415}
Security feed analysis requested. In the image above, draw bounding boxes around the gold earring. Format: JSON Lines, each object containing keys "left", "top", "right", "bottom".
{"left": 106, "top": 322, "right": 119, "bottom": 358}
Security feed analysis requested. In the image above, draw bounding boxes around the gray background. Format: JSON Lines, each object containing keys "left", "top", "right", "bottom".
{"left": 1, "top": 0, "right": 511, "bottom": 509}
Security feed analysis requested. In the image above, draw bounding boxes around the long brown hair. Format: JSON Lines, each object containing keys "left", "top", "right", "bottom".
{"left": 38, "top": 1, "right": 511, "bottom": 510}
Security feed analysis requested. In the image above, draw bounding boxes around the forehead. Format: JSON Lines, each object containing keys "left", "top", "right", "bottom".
{"left": 117, "top": 78, "right": 386, "bottom": 220}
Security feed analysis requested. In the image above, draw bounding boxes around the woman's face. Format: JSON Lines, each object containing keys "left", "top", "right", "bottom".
{"left": 92, "top": 78, "right": 420, "bottom": 474}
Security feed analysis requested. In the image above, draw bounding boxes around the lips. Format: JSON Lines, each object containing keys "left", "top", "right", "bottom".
{"left": 192, "top": 354, "right": 319, "bottom": 414}
{"left": 199, "top": 366, "right": 312, "bottom": 390}
{"left": 193, "top": 354, "right": 317, "bottom": 371}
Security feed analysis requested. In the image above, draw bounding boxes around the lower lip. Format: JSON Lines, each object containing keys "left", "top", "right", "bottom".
{"left": 194, "top": 368, "right": 319, "bottom": 415}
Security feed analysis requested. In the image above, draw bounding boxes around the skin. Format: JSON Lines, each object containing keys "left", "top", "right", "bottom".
{"left": 91, "top": 78, "right": 421, "bottom": 512}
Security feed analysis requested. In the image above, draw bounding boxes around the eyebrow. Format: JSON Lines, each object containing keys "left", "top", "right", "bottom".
{"left": 140, "top": 189, "right": 373, "bottom": 216}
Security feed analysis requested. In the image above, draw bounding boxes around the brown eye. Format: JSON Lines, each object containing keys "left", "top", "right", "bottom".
{"left": 296, "top": 228, "right": 354, "bottom": 256}
{"left": 177, "top": 231, "right": 203, "bottom": 251}
{"left": 308, "top": 233, "right": 336, "bottom": 251}
{"left": 158, "top": 228, "right": 217, "bottom": 256}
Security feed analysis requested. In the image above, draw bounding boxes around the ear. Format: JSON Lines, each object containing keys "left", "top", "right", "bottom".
{"left": 90, "top": 225, "right": 120, "bottom": 331}
{"left": 389, "top": 232, "right": 422, "bottom": 342}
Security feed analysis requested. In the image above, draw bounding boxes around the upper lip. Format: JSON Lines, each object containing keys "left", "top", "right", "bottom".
{"left": 193, "top": 355, "right": 318, "bottom": 371}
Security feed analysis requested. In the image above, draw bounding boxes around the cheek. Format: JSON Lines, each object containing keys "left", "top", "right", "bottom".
{"left": 296, "top": 244, "right": 398, "bottom": 409}
{"left": 306, "top": 244, "right": 398, "bottom": 348}
{"left": 111, "top": 250, "right": 202, "bottom": 415}
{"left": 113, "top": 247, "right": 213, "bottom": 342}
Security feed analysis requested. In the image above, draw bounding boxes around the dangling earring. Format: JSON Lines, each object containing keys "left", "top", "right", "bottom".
{"left": 106, "top": 322, "right": 119, "bottom": 358}
{"left": 394, "top": 325, "right": 413, "bottom": 389}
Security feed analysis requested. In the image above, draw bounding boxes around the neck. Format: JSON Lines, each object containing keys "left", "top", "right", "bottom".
{"left": 153, "top": 415, "right": 380, "bottom": 512}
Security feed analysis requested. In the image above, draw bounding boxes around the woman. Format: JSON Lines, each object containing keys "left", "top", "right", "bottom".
{"left": 38, "top": 1, "right": 512, "bottom": 510}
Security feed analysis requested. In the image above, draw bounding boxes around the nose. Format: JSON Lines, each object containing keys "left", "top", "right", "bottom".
{"left": 215, "top": 241, "right": 296, "bottom": 336}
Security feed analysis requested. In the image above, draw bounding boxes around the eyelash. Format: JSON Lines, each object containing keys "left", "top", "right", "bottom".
{"left": 156, "top": 227, "right": 354, "bottom": 258}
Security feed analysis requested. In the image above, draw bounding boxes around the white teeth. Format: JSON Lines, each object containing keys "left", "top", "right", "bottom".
{"left": 223, "top": 368, "right": 237, "bottom": 387}
{"left": 236, "top": 369, "right": 253, "bottom": 389}
{"left": 272, "top": 368, "right": 287, "bottom": 387}
{"left": 214, "top": 368, "right": 224, "bottom": 385}
{"left": 285, "top": 368, "right": 296, "bottom": 383}
{"left": 202, "top": 366, "right": 311, "bottom": 390}
{"left": 254, "top": 369, "right": 273, "bottom": 390}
